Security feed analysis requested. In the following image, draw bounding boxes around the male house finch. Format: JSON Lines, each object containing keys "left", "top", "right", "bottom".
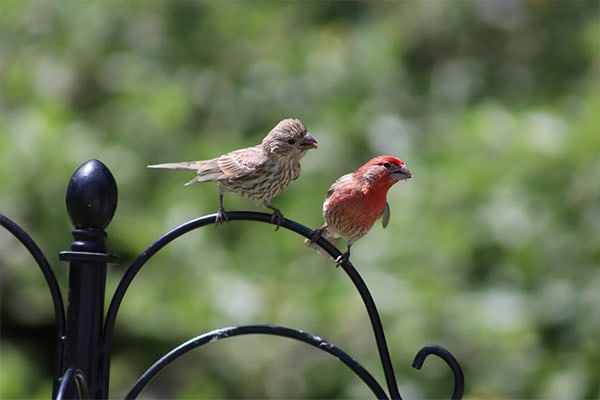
{"left": 305, "top": 156, "right": 411, "bottom": 265}
{"left": 149, "top": 118, "right": 317, "bottom": 226}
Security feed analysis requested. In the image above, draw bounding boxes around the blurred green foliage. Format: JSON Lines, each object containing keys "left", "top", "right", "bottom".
{"left": 1, "top": 1, "right": 599, "bottom": 398}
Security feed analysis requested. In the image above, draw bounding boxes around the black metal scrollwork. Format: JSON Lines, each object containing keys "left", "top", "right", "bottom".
{"left": 56, "top": 368, "right": 89, "bottom": 400}
{"left": 412, "top": 345, "right": 465, "bottom": 400}
{"left": 1, "top": 159, "right": 464, "bottom": 399}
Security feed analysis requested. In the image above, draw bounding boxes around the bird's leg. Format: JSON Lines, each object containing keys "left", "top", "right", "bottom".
{"left": 215, "top": 193, "right": 229, "bottom": 225}
{"left": 263, "top": 201, "right": 284, "bottom": 230}
{"left": 334, "top": 246, "right": 351, "bottom": 267}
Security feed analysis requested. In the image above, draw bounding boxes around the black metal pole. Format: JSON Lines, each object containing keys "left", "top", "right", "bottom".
{"left": 58, "top": 159, "right": 117, "bottom": 399}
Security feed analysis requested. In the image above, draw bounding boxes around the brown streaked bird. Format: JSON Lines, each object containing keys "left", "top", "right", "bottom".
{"left": 148, "top": 118, "right": 318, "bottom": 227}
{"left": 305, "top": 156, "right": 411, "bottom": 265}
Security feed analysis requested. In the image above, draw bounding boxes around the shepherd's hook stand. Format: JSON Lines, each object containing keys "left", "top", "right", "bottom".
{"left": 0, "top": 159, "right": 465, "bottom": 399}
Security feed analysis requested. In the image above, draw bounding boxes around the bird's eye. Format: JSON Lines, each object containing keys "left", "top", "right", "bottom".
{"left": 383, "top": 162, "right": 391, "bottom": 168}
{"left": 287, "top": 139, "right": 296, "bottom": 145}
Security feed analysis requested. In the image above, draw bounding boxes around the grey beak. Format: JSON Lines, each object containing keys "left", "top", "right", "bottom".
{"left": 300, "top": 133, "right": 318, "bottom": 149}
{"left": 394, "top": 165, "right": 412, "bottom": 179}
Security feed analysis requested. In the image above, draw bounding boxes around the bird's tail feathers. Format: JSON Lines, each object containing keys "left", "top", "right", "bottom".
{"left": 147, "top": 162, "right": 200, "bottom": 171}
{"left": 184, "top": 176, "right": 203, "bottom": 186}
{"left": 304, "top": 228, "right": 340, "bottom": 259}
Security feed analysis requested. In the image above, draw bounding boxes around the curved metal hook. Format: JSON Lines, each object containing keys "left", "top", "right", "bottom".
{"left": 412, "top": 344, "right": 464, "bottom": 400}
{"left": 125, "top": 324, "right": 388, "bottom": 399}
{"left": 56, "top": 367, "right": 89, "bottom": 400}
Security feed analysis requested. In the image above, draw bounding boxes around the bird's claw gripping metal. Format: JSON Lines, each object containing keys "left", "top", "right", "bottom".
{"left": 215, "top": 206, "right": 229, "bottom": 225}
{"left": 334, "top": 251, "right": 350, "bottom": 267}
{"left": 270, "top": 208, "right": 285, "bottom": 231}
{"left": 308, "top": 227, "right": 325, "bottom": 243}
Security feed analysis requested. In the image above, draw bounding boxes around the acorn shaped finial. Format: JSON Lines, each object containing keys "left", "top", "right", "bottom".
{"left": 65, "top": 159, "right": 117, "bottom": 230}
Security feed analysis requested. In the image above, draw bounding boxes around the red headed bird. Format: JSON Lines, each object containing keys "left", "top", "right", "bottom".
{"left": 306, "top": 156, "right": 411, "bottom": 265}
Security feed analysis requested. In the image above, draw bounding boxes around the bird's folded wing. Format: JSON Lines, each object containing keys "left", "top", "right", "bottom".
{"left": 381, "top": 202, "right": 390, "bottom": 228}
{"left": 217, "top": 147, "right": 265, "bottom": 180}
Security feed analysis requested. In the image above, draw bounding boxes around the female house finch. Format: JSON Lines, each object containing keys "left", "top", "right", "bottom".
{"left": 305, "top": 156, "right": 411, "bottom": 265}
{"left": 149, "top": 118, "right": 317, "bottom": 226}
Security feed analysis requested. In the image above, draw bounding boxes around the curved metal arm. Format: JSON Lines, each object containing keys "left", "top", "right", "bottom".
{"left": 0, "top": 214, "right": 66, "bottom": 333}
{"left": 0, "top": 213, "right": 67, "bottom": 396}
{"left": 102, "top": 212, "right": 402, "bottom": 396}
{"left": 101, "top": 212, "right": 342, "bottom": 393}
{"left": 335, "top": 258, "right": 402, "bottom": 398}
{"left": 55, "top": 367, "right": 89, "bottom": 400}
{"left": 125, "top": 324, "right": 388, "bottom": 400}
{"left": 102, "top": 212, "right": 337, "bottom": 378}
{"left": 103, "top": 211, "right": 462, "bottom": 399}
{"left": 412, "top": 345, "right": 465, "bottom": 400}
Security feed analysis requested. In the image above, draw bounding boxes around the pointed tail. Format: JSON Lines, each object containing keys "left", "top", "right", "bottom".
{"left": 304, "top": 227, "right": 339, "bottom": 259}
{"left": 147, "top": 161, "right": 200, "bottom": 171}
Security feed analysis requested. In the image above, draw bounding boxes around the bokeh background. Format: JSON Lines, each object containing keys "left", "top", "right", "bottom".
{"left": 1, "top": 1, "right": 599, "bottom": 398}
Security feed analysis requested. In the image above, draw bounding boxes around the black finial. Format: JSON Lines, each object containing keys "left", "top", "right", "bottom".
{"left": 65, "top": 159, "right": 118, "bottom": 230}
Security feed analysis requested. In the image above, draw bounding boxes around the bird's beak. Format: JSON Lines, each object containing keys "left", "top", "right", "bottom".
{"left": 300, "top": 133, "right": 318, "bottom": 149}
{"left": 392, "top": 165, "right": 412, "bottom": 180}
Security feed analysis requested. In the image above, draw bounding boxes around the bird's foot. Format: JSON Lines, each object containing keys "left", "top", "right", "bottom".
{"left": 270, "top": 208, "right": 285, "bottom": 231}
{"left": 215, "top": 206, "right": 229, "bottom": 225}
{"left": 334, "top": 251, "right": 350, "bottom": 267}
{"left": 308, "top": 227, "right": 326, "bottom": 243}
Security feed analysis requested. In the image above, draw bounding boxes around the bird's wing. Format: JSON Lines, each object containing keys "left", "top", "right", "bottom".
{"left": 217, "top": 146, "right": 265, "bottom": 180}
{"left": 380, "top": 201, "right": 390, "bottom": 228}
{"left": 325, "top": 173, "right": 354, "bottom": 199}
